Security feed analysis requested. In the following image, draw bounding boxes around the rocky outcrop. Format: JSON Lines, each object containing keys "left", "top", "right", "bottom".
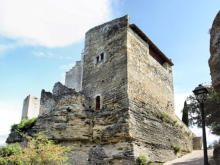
{"left": 7, "top": 83, "right": 193, "bottom": 164}
{"left": 209, "top": 11, "right": 220, "bottom": 93}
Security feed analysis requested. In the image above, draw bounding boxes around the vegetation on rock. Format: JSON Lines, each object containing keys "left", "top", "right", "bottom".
{"left": 136, "top": 155, "right": 148, "bottom": 165}
{"left": 171, "top": 144, "right": 181, "bottom": 154}
{"left": 11, "top": 118, "right": 36, "bottom": 132}
{"left": 0, "top": 133, "right": 70, "bottom": 165}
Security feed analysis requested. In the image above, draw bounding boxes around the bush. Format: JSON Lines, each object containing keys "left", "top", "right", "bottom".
{"left": 0, "top": 143, "right": 22, "bottom": 157}
{"left": 161, "top": 113, "right": 169, "bottom": 122}
{"left": 11, "top": 118, "right": 36, "bottom": 132}
{"left": 0, "top": 133, "right": 71, "bottom": 165}
{"left": 136, "top": 155, "right": 148, "bottom": 165}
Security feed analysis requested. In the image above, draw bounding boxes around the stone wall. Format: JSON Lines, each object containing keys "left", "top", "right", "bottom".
{"left": 21, "top": 95, "right": 40, "bottom": 119}
{"left": 82, "top": 15, "right": 129, "bottom": 111}
{"left": 31, "top": 82, "right": 134, "bottom": 165}
{"left": 65, "top": 61, "right": 82, "bottom": 91}
{"left": 126, "top": 25, "right": 193, "bottom": 162}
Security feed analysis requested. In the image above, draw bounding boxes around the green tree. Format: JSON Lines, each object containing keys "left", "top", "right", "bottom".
{"left": 187, "top": 86, "right": 220, "bottom": 135}
{"left": 182, "top": 101, "right": 189, "bottom": 127}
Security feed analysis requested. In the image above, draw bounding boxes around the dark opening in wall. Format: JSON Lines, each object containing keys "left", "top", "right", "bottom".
{"left": 101, "top": 53, "right": 104, "bottom": 61}
{"left": 96, "top": 96, "right": 100, "bottom": 110}
{"left": 96, "top": 56, "right": 99, "bottom": 63}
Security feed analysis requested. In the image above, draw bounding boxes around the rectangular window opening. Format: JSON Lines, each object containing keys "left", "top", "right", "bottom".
{"left": 96, "top": 56, "right": 99, "bottom": 63}
{"left": 101, "top": 53, "right": 104, "bottom": 61}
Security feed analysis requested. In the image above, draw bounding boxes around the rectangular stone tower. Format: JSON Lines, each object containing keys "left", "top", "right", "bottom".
{"left": 21, "top": 95, "right": 40, "bottom": 119}
{"left": 82, "top": 15, "right": 193, "bottom": 163}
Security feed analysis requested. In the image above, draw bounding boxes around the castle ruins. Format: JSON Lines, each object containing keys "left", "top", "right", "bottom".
{"left": 21, "top": 95, "right": 40, "bottom": 119}
{"left": 13, "top": 15, "right": 196, "bottom": 164}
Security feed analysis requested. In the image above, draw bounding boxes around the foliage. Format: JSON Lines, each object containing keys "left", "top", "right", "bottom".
{"left": 161, "top": 113, "right": 169, "bottom": 123}
{"left": 136, "top": 155, "right": 148, "bottom": 165}
{"left": 186, "top": 86, "right": 220, "bottom": 135}
{"left": 0, "top": 133, "right": 71, "bottom": 165}
{"left": 0, "top": 143, "right": 22, "bottom": 157}
{"left": 73, "top": 88, "right": 77, "bottom": 92}
{"left": 171, "top": 144, "right": 181, "bottom": 154}
{"left": 11, "top": 118, "right": 36, "bottom": 132}
{"left": 182, "top": 101, "right": 189, "bottom": 127}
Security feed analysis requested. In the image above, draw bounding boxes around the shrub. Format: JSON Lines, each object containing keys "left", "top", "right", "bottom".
{"left": 11, "top": 118, "right": 36, "bottom": 132}
{"left": 0, "top": 143, "right": 22, "bottom": 157}
{"left": 136, "top": 155, "right": 148, "bottom": 165}
{"left": 161, "top": 113, "right": 169, "bottom": 122}
{"left": 0, "top": 133, "right": 71, "bottom": 165}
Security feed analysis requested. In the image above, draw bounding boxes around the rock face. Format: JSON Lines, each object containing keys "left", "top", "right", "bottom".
{"left": 209, "top": 11, "right": 220, "bottom": 93}
{"left": 8, "top": 16, "right": 194, "bottom": 164}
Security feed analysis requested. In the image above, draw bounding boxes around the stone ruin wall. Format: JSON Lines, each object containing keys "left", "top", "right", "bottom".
{"left": 32, "top": 82, "right": 135, "bottom": 165}
{"left": 65, "top": 61, "right": 83, "bottom": 91}
{"left": 21, "top": 95, "right": 40, "bottom": 119}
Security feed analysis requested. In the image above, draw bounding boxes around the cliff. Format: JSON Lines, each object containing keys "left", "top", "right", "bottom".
{"left": 209, "top": 11, "right": 220, "bottom": 93}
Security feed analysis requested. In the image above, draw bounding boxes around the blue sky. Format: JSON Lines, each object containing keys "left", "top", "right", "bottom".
{"left": 0, "top": 0, "right": 219, "bottom": 145}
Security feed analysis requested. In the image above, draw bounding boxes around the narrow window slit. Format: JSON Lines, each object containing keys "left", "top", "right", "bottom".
{"left": 95, "top": 96, "right": 100, "bottom": 110}
{"left": 101, "top": 53, "right": 104, "bottom": 61}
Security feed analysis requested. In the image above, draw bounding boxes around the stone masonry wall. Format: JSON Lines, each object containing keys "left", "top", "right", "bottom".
{"left": 65, "top": 61, "right": 82, "bottom": 91}
{"left": 21, "top": 95, "right": 40, "bottom": 119}
{"left": 127, "top": 26, "right": 193, "bottom": 162}
{"left": 31, "top": 82, "right": 134, "bottom": 165}
{"left": 82, "top": 15, "right": 129, "bottom": 111}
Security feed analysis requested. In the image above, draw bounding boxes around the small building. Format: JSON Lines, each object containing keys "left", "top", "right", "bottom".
{"left": 21, "top": 95, "right": 40, "bottom": 119}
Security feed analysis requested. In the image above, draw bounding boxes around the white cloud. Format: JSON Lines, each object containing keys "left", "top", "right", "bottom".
{"left": 0, "top": 0, "right": 113, "bottom": 47}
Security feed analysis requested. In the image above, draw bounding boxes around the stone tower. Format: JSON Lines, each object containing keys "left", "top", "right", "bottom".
{"left": 81, "top": 15, "right": 192, "bottom": 162}
{"left": 82, "top": 16, "right": 129, "bottom": 111}
{"left": 21, "top": 95, "right": 40, "bottom": 119}
{"left": 83, "top": 15, "right": 174, "bottom": 114}
{"left": 8, "top": 15, "right": 194, "bottom": 164}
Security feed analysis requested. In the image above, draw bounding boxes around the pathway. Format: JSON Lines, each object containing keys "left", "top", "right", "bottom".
{"left": 164, "top": 150, "right": 213, "bottom": 165}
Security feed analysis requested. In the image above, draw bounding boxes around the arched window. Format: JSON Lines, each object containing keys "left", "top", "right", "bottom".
{"left": 95, "top": 96, "right": 100, "bottom": 110}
